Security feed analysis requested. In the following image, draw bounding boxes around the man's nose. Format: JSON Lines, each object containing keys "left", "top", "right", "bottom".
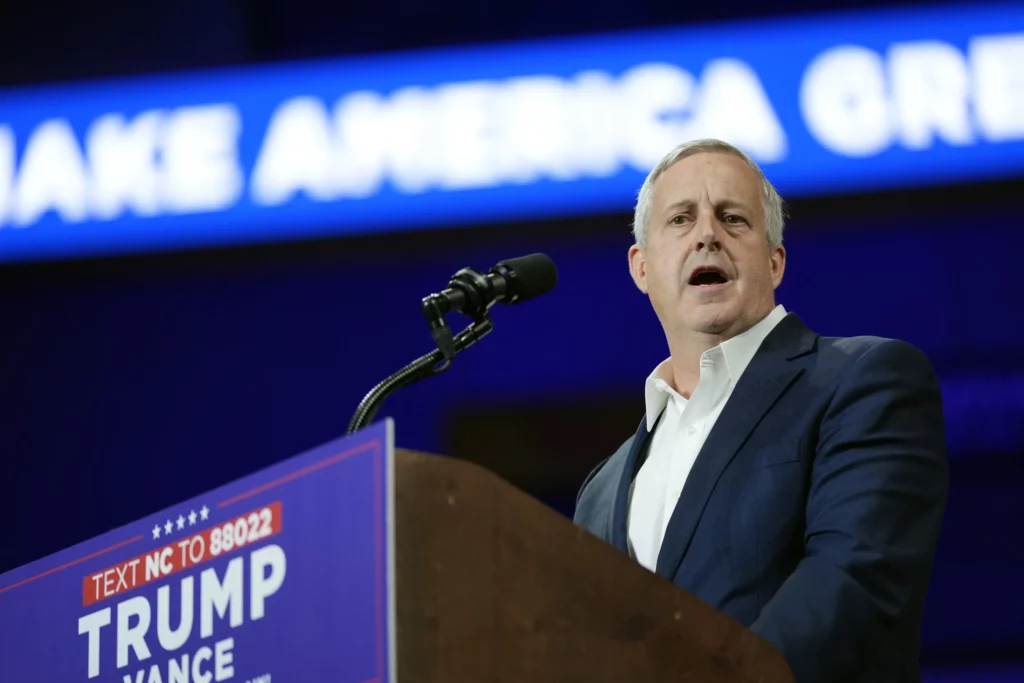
{"left": 694, "top": 214, "right": 722, "bottom": 251}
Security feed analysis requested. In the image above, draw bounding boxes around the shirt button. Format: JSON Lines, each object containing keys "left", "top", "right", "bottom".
{"left": 686, "top": 426, "right": 696, "bottom": 435}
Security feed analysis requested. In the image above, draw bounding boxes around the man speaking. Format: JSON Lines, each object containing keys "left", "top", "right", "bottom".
{"left": 573, "top": 139, "right": 948, "bottom": 683}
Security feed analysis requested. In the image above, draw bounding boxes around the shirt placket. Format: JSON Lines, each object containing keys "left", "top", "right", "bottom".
{"left": 664, "top": 395, "right": 694, "bottom": 524}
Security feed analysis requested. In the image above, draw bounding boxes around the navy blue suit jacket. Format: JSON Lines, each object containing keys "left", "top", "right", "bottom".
{"left": 573, "top": 313, "right": 948, "bottom": 683}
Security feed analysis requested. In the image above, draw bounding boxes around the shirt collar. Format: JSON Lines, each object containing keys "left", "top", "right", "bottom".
{"left": 643, "top": 359, "right": 679, "bottom": 430}
{"left": 644, "top": 305, "right": 788, "bottom": 430}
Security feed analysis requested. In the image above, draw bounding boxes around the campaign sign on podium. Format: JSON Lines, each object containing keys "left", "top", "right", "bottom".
{"left": 0, "top": 420, "right": 395, "bottom": 683}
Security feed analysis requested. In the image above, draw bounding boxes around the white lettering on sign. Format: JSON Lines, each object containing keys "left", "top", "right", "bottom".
{"left": 801, "top": 34, "right": 1024, "bottom": 156}
{"left": 117, "top": 595, "right": 154, "bottom": 669}
{"left": 87, "top": 111, "right": 163, "bottom": 220}
{"left": 161, "top": 105, "right": 244, "bottom": 214}
{"left": 1, "top": 31, "right": 1023, "bottom": 233}
{"left": 497, "top": 75, "right": 583, "bottom": 182}
{"left": 0, "top": 126, "right": 15, "bottom": 225}
{"left": 971, "top": 33, "right": 1024, "bottom": 142}
{"left": 199, "top": 556, "right": 244, "bottom": 639}
{"left": 250, "top": 58, "right": 788, "bottom": 206}
{"left": 385, "top": 85, "right": 435, "bottom": 193}
{"left": 696, "top": 59, "right": 788, "bottom": 161}
{"left": 78, "top": 544, "right": 287, "bottom": 679}
{"left": 117, "top": 637, "right": 235, "bottom": 683}
{"left": 332, "top": 90, "right": 389, "bottom": 197}
{"left": 79, "top": 608, "right": 112, "bottom": 679}
{"left": 0, "top": 104, "right": 242, "bottom": 229}
{"left": 562, "top": 70, "right": 620, "bottom": 179}
{"left": 157, "top": 576, "right": 194, "bottom": 652}
{"left": 800, "top": 46, "right": 892, "bottom": 157}
{"left": 13, "top": 118, "right": 90, "bottom": 225}
{"left": 250, "top": 96, "right": 339, "bottom": 205}
{"left": 619, "top": 62, "right": 699, "bottom": 170}
{"left": 890, "top": 41, "right": 974, "bottom": 150}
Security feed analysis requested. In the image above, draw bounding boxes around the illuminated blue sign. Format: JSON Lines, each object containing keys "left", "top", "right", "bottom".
{"left": 1, "top": 3, "right": 1023, "bottom": 262}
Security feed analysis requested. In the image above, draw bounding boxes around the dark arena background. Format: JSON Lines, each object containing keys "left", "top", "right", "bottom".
{"left": 2, "top": 0, "right": 1023, "bottom": 680}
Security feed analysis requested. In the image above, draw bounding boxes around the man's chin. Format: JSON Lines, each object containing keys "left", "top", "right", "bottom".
{"left": 684, "top": 305, "right": 740, "bottom": 336}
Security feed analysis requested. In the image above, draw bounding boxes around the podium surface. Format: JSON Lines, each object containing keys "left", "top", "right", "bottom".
{"left": 397, "top": 448, "right": 793, "bottom": 683}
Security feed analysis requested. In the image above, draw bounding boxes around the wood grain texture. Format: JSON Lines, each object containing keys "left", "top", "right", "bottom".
{"left": 395, "top": 449, "right": 794, "bottom": 683}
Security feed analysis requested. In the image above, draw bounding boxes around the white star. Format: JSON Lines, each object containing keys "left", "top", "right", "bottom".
{"left": 188, "top": 510, "right": 197, "bottom": 526}
{"left": 199, "top": 505, "right": 210, "bottom": 521}
{"left": 164, "top": 520, "right": 173, "bottom": 535}
{"left": 176, "top": 515, "right": 185, "bottom": 530}
{"left": 152, "top": 525, "right": 161, "bottom": 540}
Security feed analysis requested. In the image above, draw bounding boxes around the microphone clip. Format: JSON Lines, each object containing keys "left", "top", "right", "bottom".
{"left": 422, "top": 294, "right": 458, "bottom": 363}
{"left": 421, "top": 266, "right": 497, "bottom": 363}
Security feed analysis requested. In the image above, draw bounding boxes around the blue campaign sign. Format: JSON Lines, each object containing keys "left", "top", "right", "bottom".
{"left": 0, "top": 420, "right": 395, "bottom": 683}
{"left": 0, "top": 2, "right": 1023, "bottom": 263}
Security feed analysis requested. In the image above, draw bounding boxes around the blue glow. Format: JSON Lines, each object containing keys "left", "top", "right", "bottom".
{"left": 0, "top": 2, "right": 1023, "bottom": 263}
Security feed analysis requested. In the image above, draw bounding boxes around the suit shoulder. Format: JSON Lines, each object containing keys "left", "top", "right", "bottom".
{"left": 819, "top": 334, "right": 934, "bottom": 371}
{"left": 815, "top": 335, "right": 941, "bottom": 403}
{"left": 819, "top": 333, "right": 892, "bottom": 359}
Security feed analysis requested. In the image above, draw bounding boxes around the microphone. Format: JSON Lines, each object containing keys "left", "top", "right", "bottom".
{"left": 430, "top": 253, "right": 558, "bottom": 318}
{"left": 347, "top": 253, "right": 557, "bottom": 435}
{"left": 421, "top": 253, "right": 557, "bottom": 363}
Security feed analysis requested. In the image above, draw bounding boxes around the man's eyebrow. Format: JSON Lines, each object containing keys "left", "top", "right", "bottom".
{"left": 662, "top": 198, "right": 754, "bottom": 214}
{"left": 663, "top": 199, "right": 696, "bottom": 214}
{"left": 714, "top": 199, "right": 754, "bottom": 213}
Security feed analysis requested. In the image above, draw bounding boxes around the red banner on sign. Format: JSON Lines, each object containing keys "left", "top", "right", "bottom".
{"left": 81, "top": 501, "right": 283, "bottom": 607}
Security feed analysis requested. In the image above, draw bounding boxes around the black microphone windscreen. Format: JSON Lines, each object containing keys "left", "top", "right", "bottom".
{"left": 495, "top": 253, "right": 558, "bottom": 303}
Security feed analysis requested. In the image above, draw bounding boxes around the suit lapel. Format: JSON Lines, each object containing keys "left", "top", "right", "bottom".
{"left": 609, "top": 415, "right": 655, "bottom": 554}
{"left": 654, "top": 314, "right": 817, "bottom": 579}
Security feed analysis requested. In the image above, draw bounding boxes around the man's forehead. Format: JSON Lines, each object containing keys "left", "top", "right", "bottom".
{"left": 652, "top": 152, "right": 762, "bottom": 208}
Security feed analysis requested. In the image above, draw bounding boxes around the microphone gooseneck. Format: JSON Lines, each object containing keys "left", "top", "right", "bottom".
{"left": 345, "top": 316, "right": 493, "bottom": 435}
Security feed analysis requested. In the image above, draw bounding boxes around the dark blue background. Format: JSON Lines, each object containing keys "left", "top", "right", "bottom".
{"left": 1, "top": 0, "right": 1022, "bottom": 677}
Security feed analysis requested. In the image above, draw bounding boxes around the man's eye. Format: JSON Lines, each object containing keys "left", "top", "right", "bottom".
{"left": 671, "top": 215, "right": 688, "bottom": 225}
{"left": 724, "top": 214, "right": 746, "bottom": 224}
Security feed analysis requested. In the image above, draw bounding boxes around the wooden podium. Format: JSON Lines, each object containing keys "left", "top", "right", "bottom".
{"left": 395, "top": 449, "right": 795, "bottom": 683}
{"left": 0, "top": 420, "right": 795, "bottom": 682}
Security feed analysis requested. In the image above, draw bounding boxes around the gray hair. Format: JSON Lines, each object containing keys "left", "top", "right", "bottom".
{"left": 632, "top": 139, "right": 786, "bottom": 248}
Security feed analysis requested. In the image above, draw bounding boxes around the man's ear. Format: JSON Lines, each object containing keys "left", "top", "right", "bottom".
{"left": 629, "top": 244, "right": 648, "bottom": 293}
{"left": 770, "top": 243, "right": 786, "bottom": 290}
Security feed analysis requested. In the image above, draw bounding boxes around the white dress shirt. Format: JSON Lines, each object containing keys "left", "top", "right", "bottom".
{"left": 627, "top": 305, "right": 788, "bottom": 571}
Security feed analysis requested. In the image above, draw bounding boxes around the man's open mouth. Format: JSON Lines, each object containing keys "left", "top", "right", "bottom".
{"left": 688, "top": 266, "right": 729, "bottom": 286}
